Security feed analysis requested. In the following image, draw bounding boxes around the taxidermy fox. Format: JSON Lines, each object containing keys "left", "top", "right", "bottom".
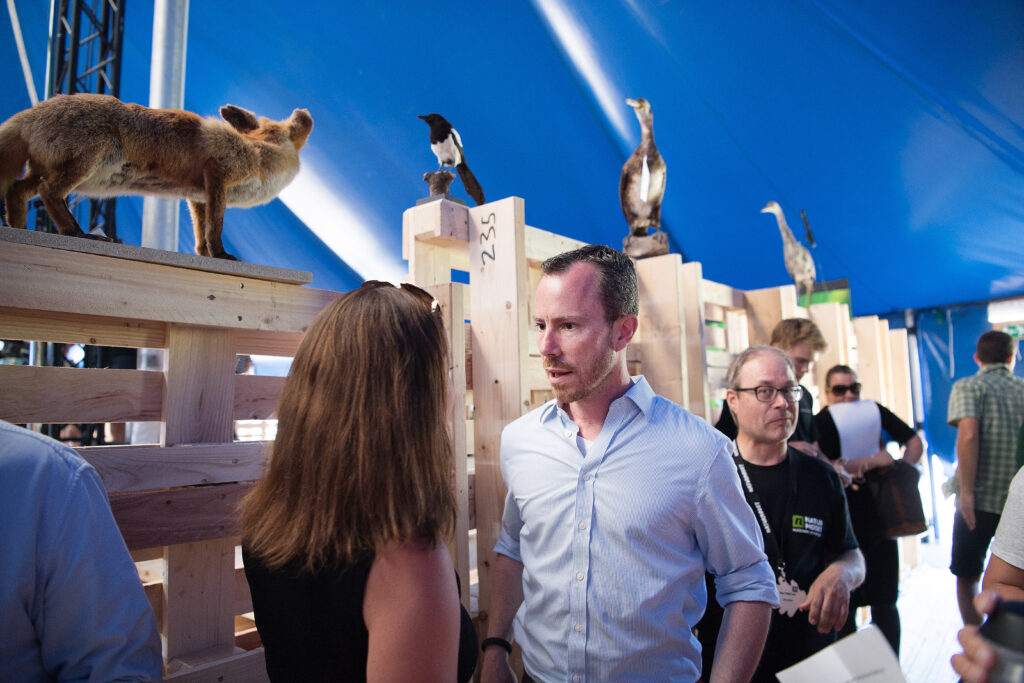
{"left": 0, "top": 93, "right": 313, "bottom": 260}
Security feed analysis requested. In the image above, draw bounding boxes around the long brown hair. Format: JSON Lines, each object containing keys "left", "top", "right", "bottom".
{"left": 240, "top": 281, "right": 455, "bottom": 571}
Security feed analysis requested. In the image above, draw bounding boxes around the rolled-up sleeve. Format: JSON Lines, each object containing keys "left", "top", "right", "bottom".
{"left": 694, "top": 444, "right": 779, "bottom": 608}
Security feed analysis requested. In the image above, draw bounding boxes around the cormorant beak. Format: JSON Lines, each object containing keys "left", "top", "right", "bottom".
{"left": 625, "top": 98, "right": 639, "bottom": 109}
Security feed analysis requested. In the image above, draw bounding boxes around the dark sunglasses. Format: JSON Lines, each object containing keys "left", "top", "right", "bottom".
{"left": 361, "top": 280, "right": 441, "bottom": 315}
{"left": 830, "top": 382, "right": 861, "bottom": 397}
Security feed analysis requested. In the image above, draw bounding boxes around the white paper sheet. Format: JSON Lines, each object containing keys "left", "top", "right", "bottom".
{"left": 829, "top": 399, "right": 882, "bottom": 461}
{"left": 775, "top": 625, "right": 906, "bottom": 683}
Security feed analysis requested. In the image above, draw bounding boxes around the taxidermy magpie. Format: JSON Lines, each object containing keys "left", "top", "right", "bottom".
{"left": 418, "top": 113, "right": 485, "bottom": 205}
{"left": 762, "top": 201, "right": 816, "bottom": 297}
{"left": 620, "top": 97, "right": 666, "bottom": 236}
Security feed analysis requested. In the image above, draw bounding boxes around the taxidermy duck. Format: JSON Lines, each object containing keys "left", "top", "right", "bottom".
{"left": 761, "top": 201, "right": 816, "bottom": 296}
{"left": 620, "top": 98, "right": 666, "bottom": 236}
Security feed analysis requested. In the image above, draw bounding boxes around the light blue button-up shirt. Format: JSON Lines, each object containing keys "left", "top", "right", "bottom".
{"left": 495, "top": 376, "right": 778, "bottom": 682}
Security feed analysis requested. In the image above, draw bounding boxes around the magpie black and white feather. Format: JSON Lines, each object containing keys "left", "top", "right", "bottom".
{"left": 418, "top": 113, "right": 485, "bottom": 206}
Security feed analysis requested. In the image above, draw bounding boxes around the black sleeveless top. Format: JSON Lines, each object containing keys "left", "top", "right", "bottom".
{"left": 242, "top": 547, "right": 478, "bottom": 682}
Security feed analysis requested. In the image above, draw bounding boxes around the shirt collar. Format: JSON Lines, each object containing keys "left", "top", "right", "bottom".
{"left": 978, "top": 363, "right": 1013, "bottom": 375}
{"left": 539, "top": 375, "right": 655, "bottom": 424}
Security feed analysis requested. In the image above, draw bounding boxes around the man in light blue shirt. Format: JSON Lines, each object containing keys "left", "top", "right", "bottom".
{"left": 0, "top": 420, "right": 162, "bottom": 682}
{"left": 480, "top": 245, "right": 778, "bottom": 682}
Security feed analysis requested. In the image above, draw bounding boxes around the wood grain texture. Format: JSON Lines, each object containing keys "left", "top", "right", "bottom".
{"left": 635, "top": 254, "right": 687, "bottom": 406}
{"left": 111, "top": 482, "right": 253, "bottom": 549}
{"left": 0, "top": 365, "right": 163, "bottom": 423}
{"left": 0, "top": 305, "right": 167, "bottom": 347}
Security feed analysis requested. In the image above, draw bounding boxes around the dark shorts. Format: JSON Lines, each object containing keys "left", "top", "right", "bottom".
{"left": 950, "top": 508, "right": 1002, "bottom": 578}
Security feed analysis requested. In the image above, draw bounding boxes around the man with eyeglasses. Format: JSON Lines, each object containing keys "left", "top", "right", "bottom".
{"left": 698, "top": 346, "right": 863, "bottom": 682}
{"left": 715, "top": 318, "right": 827, "bottom": 460}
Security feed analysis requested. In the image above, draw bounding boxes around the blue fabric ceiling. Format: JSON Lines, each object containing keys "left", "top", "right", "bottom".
{"left": 3, "top": 0, "right": 1023, "bottom": 312}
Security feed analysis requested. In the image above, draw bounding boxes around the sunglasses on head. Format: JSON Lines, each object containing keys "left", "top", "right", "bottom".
{"left": 830, "top": 382, "right": 861, "bottom": 396}
{"left": 361, "top": 280, "right": 442, "bottom": 315}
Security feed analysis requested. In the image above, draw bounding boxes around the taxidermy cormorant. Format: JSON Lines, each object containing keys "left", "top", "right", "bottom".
{"left": 418, "top": 113, "right": 485, "bottom": 205}
{"left": 619, "top": 97, "right": 666, "bottom": 236}
{"left": 762, "top": 201, "right": 816, "bottom": 297}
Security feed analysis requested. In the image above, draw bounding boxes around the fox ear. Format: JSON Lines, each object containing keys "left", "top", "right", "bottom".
{"left": 220, "top": 105, "right": 258, "bottom": 133}
{"left": 289, "top": 109, "right": 313, "bottom": 146}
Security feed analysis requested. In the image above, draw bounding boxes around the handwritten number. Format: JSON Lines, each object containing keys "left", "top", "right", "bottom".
{"left": 481, "top": 245, "right": 496, "bottom": 265}
{"left": 479, "top": 212, "right": 497, "bottom": 267}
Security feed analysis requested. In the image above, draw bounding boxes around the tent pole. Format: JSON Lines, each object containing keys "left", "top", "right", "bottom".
{"left": 906, "top": 308, "right": 940, "bottom": 542}
{"left": 141, "top": 0, "right": 188, "bottom": 253}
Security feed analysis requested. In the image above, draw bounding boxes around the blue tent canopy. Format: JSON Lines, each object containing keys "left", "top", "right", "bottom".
{"left": 3, "top": 0, "right": 1022, "bottom": 310}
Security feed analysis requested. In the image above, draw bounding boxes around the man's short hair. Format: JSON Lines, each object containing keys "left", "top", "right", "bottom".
{"left": 725, "top": 345, "right": 794, "bottom": 390}
{"left": 770, "top": 318, "right": 827, "bottom": 352}
{"left": 976, "top": 330, "right": 1015, "bottom": 364}
{"left": 541, "top": 244, "right": 638, "bottom": 322}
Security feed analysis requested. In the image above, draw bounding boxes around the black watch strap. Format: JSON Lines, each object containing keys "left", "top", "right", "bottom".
{"left": 481, "top": 636, "right": 512, "bottom": 654}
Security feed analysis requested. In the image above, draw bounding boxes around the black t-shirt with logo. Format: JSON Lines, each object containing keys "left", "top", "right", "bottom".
{"left": 697, "top": 447, "right": 858, "bottom": 682}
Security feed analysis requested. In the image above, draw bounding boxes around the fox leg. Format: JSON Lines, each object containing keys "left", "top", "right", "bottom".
{"left": 4, "top": 169, "right": 41, "bottom": 229}
{"left": 187, "top": 200, "right": 208, "bottom": 255}
{"left": 35, "top": 154, "right": 105, "bottom": 239}
{"left": 201, "top": 168, "right": 236, "bottom": 260}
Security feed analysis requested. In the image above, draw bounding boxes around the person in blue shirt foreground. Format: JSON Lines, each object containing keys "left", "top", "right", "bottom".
{"left": 481, "top": 245, "right": 778, "bottom": 682}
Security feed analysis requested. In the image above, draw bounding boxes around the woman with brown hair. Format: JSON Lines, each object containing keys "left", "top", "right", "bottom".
{"left": 240, "top": 281, "right": 476, "bottom": 682}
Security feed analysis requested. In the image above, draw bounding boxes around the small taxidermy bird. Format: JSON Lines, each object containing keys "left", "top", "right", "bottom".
{"left": 620, "top": 97, "right": 666, "bottom": 236}
{"left": 418, "top": 113, "right": 485, "bottom": 205}
{"left": 761, "top": 201, "right": 816, "bottom": 296}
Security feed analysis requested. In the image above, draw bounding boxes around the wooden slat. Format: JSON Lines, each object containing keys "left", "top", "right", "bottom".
{"left": 468, "top": 197, "right": 530, "bottom": 627}
{"left": 0, "top": 240, "right": 339, "bottom": 333}
{"left": 680, "top": 262, "right": 711, "bottom": 419}
{"left": 523, "top": 225, "right": 587, "bottom": 265}
{"left": 635, "top": 254, "right": 687, "bottom": 406}
{"left": 853, "top": 315, "right": 887, "bottom": 404}
{"left": 0, "top": 305, "right": 167, "bottom": 348}
{"left": 744, "top": 284, "right": 799, "bottom": 346}
{"left": 403, "top": 199, "right": 472, "bottom": 276}
{"left": 0, "top": 365, "right": 163, "bottom": 423}
{"left": 889, "top": 328, "right": 914, "bottom": 427}
{"left": 233, "top": 375, "right": 284, "bottom": 420}
{"left": 111, "top": 482, "right": 253, "bottom": 550}
{"left": 809, "top": 301, "right": 850, "bottom": 407}
{"left": 164, "top": 647, "right": 268, "bottom": 682}
{"left": 162, "top": 324, "right": 238, "bottom": 659}
{"left": 145, "top": 566, "right": 254, "bottom": 627}
{"left": 233, "top": 328, "right": 303, "bottom": 357}
{"left": 701, "top": 278, "right": 744, "bottom": 309}
{"left": 80, "top": 441, "right": 268, "bottom": 493}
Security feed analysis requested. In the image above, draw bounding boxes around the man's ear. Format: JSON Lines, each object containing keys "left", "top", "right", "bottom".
{"left": 725, "top": 389, "right": 739, "bottom": 415}
{"left": 612, "top": 315, "right": 638, "bottom": 351}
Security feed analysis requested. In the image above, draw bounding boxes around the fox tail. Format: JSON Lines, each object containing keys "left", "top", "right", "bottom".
{"left": 0, "top": 116, "right": 29, "bottom": 200}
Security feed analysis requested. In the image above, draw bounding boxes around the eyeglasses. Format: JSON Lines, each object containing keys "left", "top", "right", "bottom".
{"left": 830, "top": 382, "right": 861, "bottom": 397}
{"left": 733, "top": 385, "right": 803, "bottom": 403}
{"left": 361, "top": 280, "right": 441, "bottom": 315}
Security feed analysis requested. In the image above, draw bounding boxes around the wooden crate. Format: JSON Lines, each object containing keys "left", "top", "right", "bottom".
{"left": 0, "top": 227, "right": 340, "bottom": 680}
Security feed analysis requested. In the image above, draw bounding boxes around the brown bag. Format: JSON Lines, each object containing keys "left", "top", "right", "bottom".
{"left": 864, "top": 459, "right": 928, "bottom": 538}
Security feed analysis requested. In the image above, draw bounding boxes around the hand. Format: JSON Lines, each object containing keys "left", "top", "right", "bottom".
{"left": 479, "top": 646, "right": 517, "bottom": 683}
{"left": 951, "top": 591, "right": 1000, "bottom": 683}
{"left": 799, "top": 564, "right": 852, "bottom": 634}
{"left": 959, "top": 491, "right": 977, "bottom": 531}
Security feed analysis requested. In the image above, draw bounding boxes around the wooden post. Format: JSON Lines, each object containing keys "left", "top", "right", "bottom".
{"left": 809, "top": 302, "right": 852, "bottom": 407}
{"left": 467, "top": 198, "right": 530, "bottom": 631}
{"left": 162, "top": 324, "right": 238, "bottom": 663}
{"left": 853, "top": 315, "right": 887, "bottom": 405}
{"left": 745, "top": 284, "right": 799, "bottom": 345}
{"left": 888, "top": 328, "right": 914, "bottom": 426}
{"left": 635, "top": 254, "right": 688, "bottom": 407}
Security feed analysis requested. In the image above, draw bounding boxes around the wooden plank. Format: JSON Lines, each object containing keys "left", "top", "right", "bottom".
{"left": 81, "top": 441, "right": 268, "bottom": 493}
{"left": 0, "top": 365, "right": 163, "bottom": 423}
{"left": 635, "top": 254, "right": 687, "bottom": 406}
{"left": 0, "top": 225, "right": 310, "bottom": 285}
{"left": 233, "top": 375, "right": 285, "bottom": 420}
{"left": 809, "top": 302, "right": 850, "bottom": 407}
{"left": 680, "top": 261, "right": 710, "bottom": 418}
{"left": 233, "top": 328, "right": 303, "bottom": 357}
{"left": 468, "top": 197, "right": 530, "bottom": 628}
{"left": 0, "top": 305, "right": 167, "bottom": 348}
{"left": 403, "top": 199, "right": 471, "bottom": 277}
{"left": 164, "top": 647, "right": 268, "bottom": 682}
{"left": 888, "top": 328, "right": 915, "bottom": 427}
{"left": 162, "top": 324, "right": 238, "bottom": 659}
{"left": 523, "top": 225, "right": 587, "bottom": 265}
{"left": 744, "top": 284, "right": 798, "bottom": 346}
{"left": 425, "top": 282, "right": 472, "bottom": 609}
{"left": 853, "top": 315, "right": 886, "bottom": 404}
{"left": 111, "top": 482, "right": 253, "bottom": 549}
{"left": 144, "top": 566, "right": 253, "bottom": 627}
{"left": 0, "top": 240, "right": 339, "bottom": 333}
{"left": 701, "top": 278, "right": 744, "bottom": 309}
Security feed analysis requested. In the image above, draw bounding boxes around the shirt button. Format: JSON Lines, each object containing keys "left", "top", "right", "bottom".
{"left": 578, "top": 522, "right": 586, "bottom": 530}
{"left": 565, "top": 430, "right": 574, "bottom": 438}
{"left": 582, "top": 473, "right": 590, "bottom": 481}
{"left": 574, "top": 624, "right": 583, "bottom": 632}
{"left": 576, "top": 571, "right": 584, "bottom": 581}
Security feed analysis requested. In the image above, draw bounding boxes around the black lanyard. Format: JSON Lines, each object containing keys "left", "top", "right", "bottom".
{"left": 731, "top": 441, "right": 789, "bottom": 582}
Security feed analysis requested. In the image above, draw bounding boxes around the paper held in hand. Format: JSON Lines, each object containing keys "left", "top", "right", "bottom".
{"left": 775, "top": 624, "right": 905, "bottom": 683}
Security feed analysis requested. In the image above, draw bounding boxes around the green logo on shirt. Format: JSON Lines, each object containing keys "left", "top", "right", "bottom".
{"left": 792, "top": 515, "right": 805, "bottom": 529}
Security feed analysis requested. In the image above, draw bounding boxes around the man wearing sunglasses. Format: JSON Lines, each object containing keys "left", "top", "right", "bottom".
{"left": 715, "top": 318, "right": 827, "bottom": 460}
{"left": 699, "top": 346, "right": 863, "bottom": 682}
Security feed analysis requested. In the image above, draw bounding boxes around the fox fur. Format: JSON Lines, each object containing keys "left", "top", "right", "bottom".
{"left": 0, "top": 93, "right": 313, "bottom": 260}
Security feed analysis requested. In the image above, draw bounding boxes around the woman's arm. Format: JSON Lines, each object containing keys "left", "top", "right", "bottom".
{"left": 364, "top": 539, "right": 460, "bottom": 682}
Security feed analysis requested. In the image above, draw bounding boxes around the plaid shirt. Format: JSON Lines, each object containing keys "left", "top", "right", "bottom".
{"left": 948, "top": 363, "right": 1024, "bottom": 513}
